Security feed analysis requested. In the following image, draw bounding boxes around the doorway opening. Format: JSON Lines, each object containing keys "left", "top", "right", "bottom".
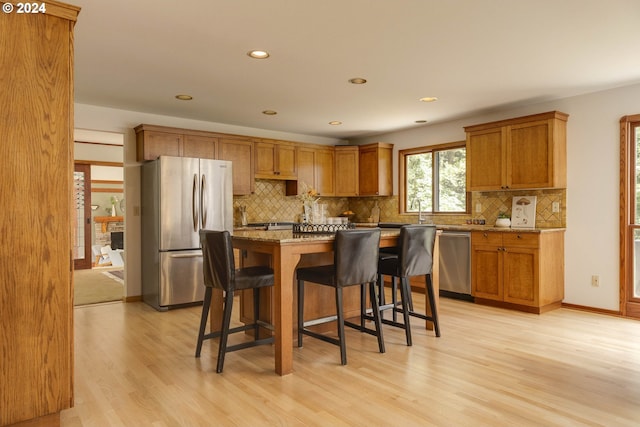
{"left": 73, "top": 129, "right": 125, "bottom": 306}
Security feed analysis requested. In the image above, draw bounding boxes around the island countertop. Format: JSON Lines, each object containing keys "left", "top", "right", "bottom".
{"left": 232, "top": 228, "right": 401, "bottom": 243}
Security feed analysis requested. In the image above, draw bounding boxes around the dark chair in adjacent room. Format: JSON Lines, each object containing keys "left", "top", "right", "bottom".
{"left": 195, "top": 230, "right": 274, "bottom": 373}
{"left": 374, "top": 224, "right": 440, "bottom": 346}
{"left": 296, "top": 229, "right": 385, "bottom": 365}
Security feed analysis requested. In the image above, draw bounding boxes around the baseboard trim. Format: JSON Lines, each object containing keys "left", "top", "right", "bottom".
{"left": 125, "top": 295, "right": 142, "bottom": 303}
{"left": 561, "top": 302, "right": 622, "bottom": 317}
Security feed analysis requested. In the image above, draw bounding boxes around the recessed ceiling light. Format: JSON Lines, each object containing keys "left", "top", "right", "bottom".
{"left": 175, "top": 94, "right": 193, "bottom": 101}
{"left": 248, "top": 50, "right": 270, "bottom": 59}
{"left": 349, "top": 77, "right": 367, "bottom": 84}
{"left": 415, "top": 120, "right": 428, "bottom": 124}
{"left": 262, "top": 110, "right": 277, "bottom": 115}
{"left": 419, "top": 97, "right": 438, "bottom": 102}
{"left": 329, "top": 121, "right": 342, "bottom": 125}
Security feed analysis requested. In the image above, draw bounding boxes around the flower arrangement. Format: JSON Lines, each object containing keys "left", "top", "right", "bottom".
{"left": 297, "top": 182, "right": 319, "bottom": 204}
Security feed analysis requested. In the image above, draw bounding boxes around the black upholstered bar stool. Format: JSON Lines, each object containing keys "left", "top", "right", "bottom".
{"left": 374, "top": 224, "right": 440, "bottom": 346}
{"left": 195, "top": 230, "right": 274, "bottom": 373}
{"left": 296, "top": 229, "right": 385, "bottom": 365}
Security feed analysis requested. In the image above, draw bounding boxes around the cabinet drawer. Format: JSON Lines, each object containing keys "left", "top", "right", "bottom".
{"left": 502, "top": 232, "right": 539, "bottom": 248}
{"left": 472, "top": 231, "right": 502, "bottom": 246}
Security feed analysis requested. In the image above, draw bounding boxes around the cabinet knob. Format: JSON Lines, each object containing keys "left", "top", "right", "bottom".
{"left": 483, "top": 232, "right": 488, "bottom": 237}
{"left": 517, "top": 234, "right": 522, "bottom": 239}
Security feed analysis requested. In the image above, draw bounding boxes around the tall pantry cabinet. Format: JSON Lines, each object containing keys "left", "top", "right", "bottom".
{"left": 0, "top": 2, "right": 80, "bottom": 426}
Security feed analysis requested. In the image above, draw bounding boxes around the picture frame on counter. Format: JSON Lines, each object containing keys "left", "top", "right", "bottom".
{"left": 511, "top": 196, "right": 537, "bottom": 228}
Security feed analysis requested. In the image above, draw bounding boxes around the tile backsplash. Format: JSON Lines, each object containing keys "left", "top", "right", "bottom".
{"left": 233, "top": 180, "right": 349, "bottom": 225}
{"left": 234, "top": 179, "right": 566, "bottom": 228}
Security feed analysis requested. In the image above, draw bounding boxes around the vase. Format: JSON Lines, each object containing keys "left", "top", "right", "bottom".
{"left": 303, "top": 202, "right": 312, "bottom": 224}
{"left": 111, "top": 204, "right": 116, "bottom": 217}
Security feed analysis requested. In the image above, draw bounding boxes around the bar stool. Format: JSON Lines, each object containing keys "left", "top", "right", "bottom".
{"left": 296, "top": 229, "right": 385, "bottom": 365}
{"left": 195, "top": 230, "right": 274, "bottom": 373}
{"left": 374, "top": 225, "right": 440, "bottom": 346}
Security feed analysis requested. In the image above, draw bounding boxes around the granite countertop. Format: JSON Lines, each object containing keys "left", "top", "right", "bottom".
{"left": 232, "top": 228, "right": 401, "bottom": 243}
{"left": 233, "top": 224, "right": 565, "bottom": 241}
{"left": 354, "top": 223, "right": 565, "bottom": 233}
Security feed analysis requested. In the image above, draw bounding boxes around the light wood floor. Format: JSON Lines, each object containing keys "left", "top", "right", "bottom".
{"left": 61, "top": 296, "right": 640, "bottom": 427}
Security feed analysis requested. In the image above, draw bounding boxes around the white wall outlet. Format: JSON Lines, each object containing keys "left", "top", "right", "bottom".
{"left": 475, "top": 203, "right": 482, "bottom": 213}
{"left": 552, "top": 201, "right": 560, "bottom": 213}
{"left": 591, "top": 275, "right": 600, "bottom": 287}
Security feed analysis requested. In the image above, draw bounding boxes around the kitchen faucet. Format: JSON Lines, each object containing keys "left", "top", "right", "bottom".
{"left": 411, "top": 199, "right": 425, "bottom": 224}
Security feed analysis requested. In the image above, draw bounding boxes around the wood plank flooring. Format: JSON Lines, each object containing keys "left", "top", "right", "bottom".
{"left": 61, "top": 296, "right": 640, "bottom": 426}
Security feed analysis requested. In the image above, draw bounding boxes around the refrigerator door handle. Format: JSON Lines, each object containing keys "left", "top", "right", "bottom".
{"left": 169, "top": 252, "right": 203, "bottom": 259}
{"left": 192, "top": 173, "right": 199, "bottom": 232}
{"left": 201, "top": 173, "right": 207, "bottom": 228}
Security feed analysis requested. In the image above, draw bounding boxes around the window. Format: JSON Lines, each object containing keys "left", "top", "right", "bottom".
{"left": 399, "top": 141, "right": 467, "bottom": 214}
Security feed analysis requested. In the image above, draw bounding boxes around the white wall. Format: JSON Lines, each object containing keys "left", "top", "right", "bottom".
{"left": 354, "top": 82, "right": 640, "bottom": 311}
{"left": 74, "top": 104, "right": 341, "bottom": 298}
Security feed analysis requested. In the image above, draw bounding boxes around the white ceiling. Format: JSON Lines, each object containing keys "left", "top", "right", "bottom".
{"left": 72, "top": 0, "right": 640, "bottom": 140}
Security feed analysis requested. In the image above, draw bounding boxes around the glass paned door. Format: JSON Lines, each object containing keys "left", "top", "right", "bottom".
{"left": 74, "top": 163, "right": 92, "bottom": 270}
{"left": 623, "top": 115, "right": 640, "bottom": 318}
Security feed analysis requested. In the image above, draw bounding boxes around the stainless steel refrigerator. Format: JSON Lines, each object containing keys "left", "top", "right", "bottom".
{"left": 141, "top": 156, "right": 233, "bottom": 311}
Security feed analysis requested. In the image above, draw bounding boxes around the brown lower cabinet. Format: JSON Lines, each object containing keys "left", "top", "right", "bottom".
{"left": 471, "top": 230, "right": 565, "bottom": 314}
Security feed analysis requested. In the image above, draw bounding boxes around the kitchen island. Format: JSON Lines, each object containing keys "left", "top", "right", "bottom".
{"left": 208, "top": 228, "right": 440, "bottom": 376}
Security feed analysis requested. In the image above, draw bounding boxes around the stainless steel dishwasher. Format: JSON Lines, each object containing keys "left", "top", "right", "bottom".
{"left": 438, "top": 231, "right": 473, "bottom": 300}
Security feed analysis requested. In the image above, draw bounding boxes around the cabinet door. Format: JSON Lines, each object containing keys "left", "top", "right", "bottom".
{"left": 472, "top": 244, "right": 503, "bottom": 300}
{"left": 315, "top": 148, "right": 335, "bottom": 196}
{"left": 467, "top": 128, "right": 505, "bottom": 191}
{"left": 139, "top": 131, "right": 182, "bottom": 160}
{"left": 276, "top": 143, "right": 297, "bottom": 179}
{"left": 183, "top": 135, "right": 217, "bottom": 159}
{"left": 359, "top": 144, "right": 392, "bottom": 196}
{"left": 219, "top": 138, "right": 254, "bottom": 195}
{"left": 359, "top": 146, "right": 379, "bottom": 196}
{"left": 335, "top": 147, "right": 359, "bottom": 196}
{"left": 296, "top": 147, "right": 316, "bottom": 190}
{"left": 507, "top": 119, "right": 553, "bottom": 189}
{"left": 254, "top": 141, "right": 277, "bottom": 177}
{"left": 502, "top": 247, "right": 538, "bottom": 306}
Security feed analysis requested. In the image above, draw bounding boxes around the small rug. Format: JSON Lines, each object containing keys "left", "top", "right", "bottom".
{"left": 105, "top": 269, "right": 124, "bottom": 283}
{"left": 74, "top": 268, "right": 124, "bottom": 306}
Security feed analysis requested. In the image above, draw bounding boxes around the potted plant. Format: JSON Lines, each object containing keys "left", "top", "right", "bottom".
{"left": 495, "top": 212, "right": 511, "bottom": 228}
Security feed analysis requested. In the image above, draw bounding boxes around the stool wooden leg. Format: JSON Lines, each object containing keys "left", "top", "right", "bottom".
{"left": 425, "top": 275, "right": 440, "bottom": 337}
{"left": 368, "top": 281, "right": 385, "bottom": 354}
{"left": 335, "top": 287, "right": 347, "bottom": 365}
{"left": 195, "top": 287, "right": 212, "bottom": 358}
{"left": 216, "top": 290, "right": 234, "bottom": 373}
{"left": 391, "top": 277, "right": 398, "bottom": 322}
{"left": 399, "top": 277, "right": 413, "bottom": 346}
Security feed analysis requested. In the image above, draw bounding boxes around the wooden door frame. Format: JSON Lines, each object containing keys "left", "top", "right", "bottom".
{"left": 619, "top": 115, "right": 640, "bottom": 318}
{"left": 74, "top": 163, "right": 92, "bottom": 270}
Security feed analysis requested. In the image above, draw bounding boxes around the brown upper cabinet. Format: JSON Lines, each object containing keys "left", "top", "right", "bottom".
{"left": 135, "top": 124, "right": 253, "bottom": 195}
{"left": 465, "top": 111, "right": 568, "bottom": 191}
{"left": 334, "top": 146, "right": 360, "bottom": 196}
{"left": 218, "top": 137, "right": 255, "bottom": 195}
{"left": 358, "top": 142, "right": 393, "bottom": 196}
{"left": 291, "top": 145, "right": 335, "bottom": 196}
{"left": 135, "top": 124, "right": 217, "bottom": 160}
{"left": 254, "top": 139, "right": 297, "bottom": 180}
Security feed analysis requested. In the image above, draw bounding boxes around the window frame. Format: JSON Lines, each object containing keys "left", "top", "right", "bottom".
{"left": 399, "top": 140, "right": 469, "bottom": 216}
